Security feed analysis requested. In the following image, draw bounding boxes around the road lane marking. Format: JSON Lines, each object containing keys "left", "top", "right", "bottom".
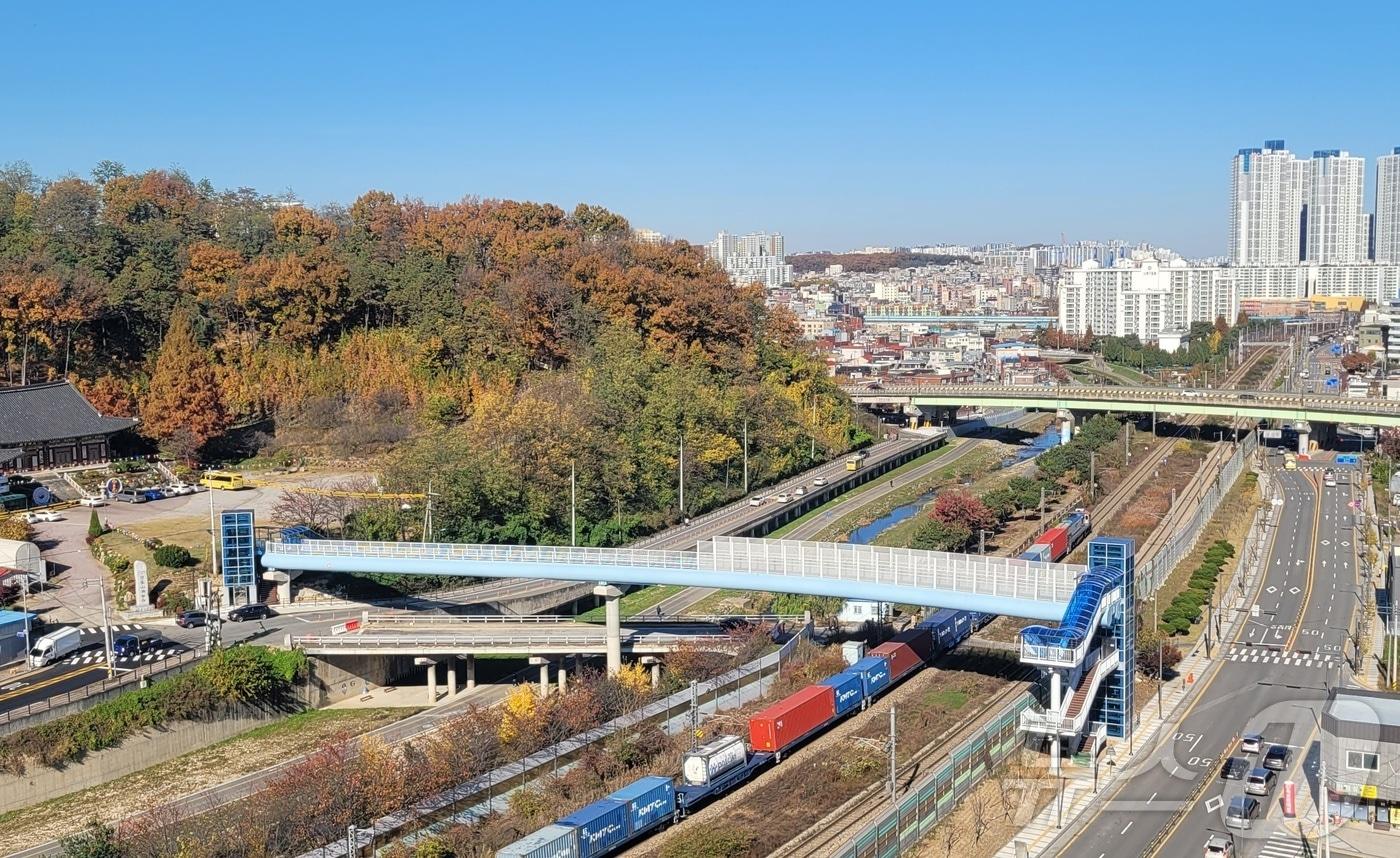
{"left": 1121, "top": 821, "right": 1134, "bottom": 835}
{"left": 1147, "top": 791, "right": 1157, "bottom": 803}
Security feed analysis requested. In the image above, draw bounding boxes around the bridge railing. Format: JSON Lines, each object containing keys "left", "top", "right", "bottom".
{"left": 706, "top": 537, "right": 1080, "bottom": 605}
{"left": 291, "top": 632, "right": 736, "bottom": 650}
{"left": 844, "top": 383, "right": 1400, "bottom": 415}
{"left": 266, "top": 540, "right": 698, "bottom": 569}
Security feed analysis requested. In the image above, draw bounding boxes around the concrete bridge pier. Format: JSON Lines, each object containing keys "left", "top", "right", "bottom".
{"left": 262, "top": 568, "right": 299, "bottom": 604}
{"left": 641, "top": 655, "right": 662, "bottom": 688}
{"left": 1057, "top": 410, "right": 1074, "bottom": 445}
{"left": 415, "top": 656, "right": 439, "bottom": 704}
{"left": 530, "top": 656, "right": 551, "bottom": 695}
{"left": 557, "top": 662, "right": 568, "bottom": 694}
{"left": 594, "top": 583, "right": 624, "bottom": 675}
{"left": 1294, "top": 421, "right": 1312, "bottom": 455}
{"left": 462, "top": 654, "right": 476, "bottom": 690}
{"left": 446, "top": 658, "right": 458, "bottom": 697}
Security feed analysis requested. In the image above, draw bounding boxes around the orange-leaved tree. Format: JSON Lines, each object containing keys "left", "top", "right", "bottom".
{"left": 139, "top": 310, "right": 228, "bottom": 461}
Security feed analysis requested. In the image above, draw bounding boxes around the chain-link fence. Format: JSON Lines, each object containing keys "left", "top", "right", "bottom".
{"left": 1135, "top": 431, "right": 1258, "bottom": 595}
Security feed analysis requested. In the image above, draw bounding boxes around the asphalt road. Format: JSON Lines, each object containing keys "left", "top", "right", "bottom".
{"left": 1052, "top": 461, "right": 1360, "bottom": 858}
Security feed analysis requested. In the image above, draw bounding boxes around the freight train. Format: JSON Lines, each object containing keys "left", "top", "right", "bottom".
{"left": 498, "top": 608, "right": 992, "bottom": 858}
{"left": 1017, "top": 509, "right": 1089, "bottom": 563}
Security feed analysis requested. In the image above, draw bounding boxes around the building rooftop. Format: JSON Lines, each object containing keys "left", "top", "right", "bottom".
{"left": 1324, "top": 687, "right": 1400, "bottom": 744}
{"left": 0, "top": 382, "right": 137, "bottom": 446}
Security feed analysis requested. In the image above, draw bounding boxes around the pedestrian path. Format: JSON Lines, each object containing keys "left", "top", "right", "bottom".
{"left": 62, "top": 646, "right": 187, "bottom": 666}
{"left": 78, "top": 623, "right": 144, "bottom": 634}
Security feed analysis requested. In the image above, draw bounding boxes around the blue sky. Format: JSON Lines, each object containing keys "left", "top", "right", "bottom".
{"left": 5, "top": 1, "right": 1399, "bottom": 256}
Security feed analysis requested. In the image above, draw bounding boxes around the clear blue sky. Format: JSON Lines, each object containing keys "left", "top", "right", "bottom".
{"left": 6, "top": 1, "right": 1398, "bottom": 257}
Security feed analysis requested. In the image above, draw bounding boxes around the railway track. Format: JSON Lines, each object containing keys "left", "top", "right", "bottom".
{"left": 771, "top": 654, "right": 1038, "bottom": 858}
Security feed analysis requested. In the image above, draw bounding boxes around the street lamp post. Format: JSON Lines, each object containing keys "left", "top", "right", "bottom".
{"left": 1293, "top": 704, "right": 1332, "bottom": 858}
{"left": 81, "top": 579, "right": 114, "bottom": 677}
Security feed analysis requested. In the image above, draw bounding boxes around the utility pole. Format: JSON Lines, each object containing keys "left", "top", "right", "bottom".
{"left": 678, "top": 432, "right": 685, "bottom": 517}
{"left": 742, "top": 418, "right": 749, "bottom": 494}
{"left": 888, "top": 705, "right": 897, "bottom": 799}
{"left": 422, "top": 480, "right": 436, "bottom": 541}
{"left": 570, "top": 461, "right": 577, "bottom": 547}
{"left": 689, "top": 679, "right": 699, "bottom": 749}
{"left": 1039, "top": 486, "right": 1046, "bottom": 521}
{"left": 1089, "top": 451, "right": 1097, "bottom": 503}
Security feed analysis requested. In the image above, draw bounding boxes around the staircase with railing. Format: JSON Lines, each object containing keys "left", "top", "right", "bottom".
{"left": 1017, "top": 642, "right": 1119, "bottom": 737}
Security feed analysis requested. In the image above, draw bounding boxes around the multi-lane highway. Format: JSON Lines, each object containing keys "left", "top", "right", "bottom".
{"left": 1053, "top": 461, "right": 1360, "bottom": 858}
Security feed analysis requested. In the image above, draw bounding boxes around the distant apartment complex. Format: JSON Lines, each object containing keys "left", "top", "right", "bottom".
{"left": 706, "top": 231, "right": 794, "bottom": 288}
{"left": 1229, "top": 140, "right": 1377, "bottom": 265}
{"left": 1058, "top": 256, "right": 1400, "bottom": 341}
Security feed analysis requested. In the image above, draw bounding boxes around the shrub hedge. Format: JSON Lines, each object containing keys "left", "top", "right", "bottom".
{"left": 0, "top": 646, "right": 306, "bottom": 775}
{"left": 1160, "top": 539, "right": 1235, "bottom": 635}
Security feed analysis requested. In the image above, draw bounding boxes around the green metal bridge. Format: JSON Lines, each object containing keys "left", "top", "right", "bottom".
{"left": 841, "top": 383, "right": 1400, "bottom": 427}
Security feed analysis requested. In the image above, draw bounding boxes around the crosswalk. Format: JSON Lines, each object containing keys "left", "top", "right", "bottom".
{"left": 1258, "top": 828, "right": 1315, "bottom": 858}
{"left": 63, "top": 646, "right": 187, "bottom": 666}
{"left": 1226, "top": 645, "right": 1337, "bottom": 669}
{"left": 79, "top": 623, "right": 144, "bottom": 635}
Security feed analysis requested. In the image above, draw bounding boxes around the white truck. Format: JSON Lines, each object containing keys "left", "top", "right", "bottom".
{"left": 27, "top": 626, "right": 83, "bottom": 668}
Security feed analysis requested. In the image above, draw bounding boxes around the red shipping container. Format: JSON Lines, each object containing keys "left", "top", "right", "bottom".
{"left": 869, "top": 641, "right": 921, "bottom": 682}
{"left": 749, "top": 685, "right": 836, "bottom": 754}
{"left": 889, "top": 625, "right": 934, "bottom": 662}
{"left": 1034, "top": 526, "right": 1069, "bottom": 562}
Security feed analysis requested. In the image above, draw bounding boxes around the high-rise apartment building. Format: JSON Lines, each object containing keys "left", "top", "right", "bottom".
{"left": 1229, "top": 140, "right": 1309, "bottom": 265}
{"left": 706, "top": 231, "right": 793, "bottom": 288}
{"left": 1377, "top": 148, "right": 1400, "bottom": 263}
{"left": 1305, "top": 150, "right": 1368, "bottom": 263}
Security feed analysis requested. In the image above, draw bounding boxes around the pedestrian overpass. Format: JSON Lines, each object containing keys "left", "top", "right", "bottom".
{"left": 261, "top": 535, "right": 1080, "bottom": 621}
{"left": 262, "top": 533, "right": 1138, "bottom": 746}
{"left": 841, "top": 383, "right": 1400, "bottom": 428}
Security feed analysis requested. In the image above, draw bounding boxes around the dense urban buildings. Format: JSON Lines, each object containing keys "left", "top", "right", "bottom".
{"left": 1306, "top": 149, "right": 1369, "bottom": 263}
{"left": 706, "top": 230, "right": 794, "bottom": 288}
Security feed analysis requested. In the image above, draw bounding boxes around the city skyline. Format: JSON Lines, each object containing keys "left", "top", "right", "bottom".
{"left": 5, "top": 2, "right": 1399, "bottom": 258}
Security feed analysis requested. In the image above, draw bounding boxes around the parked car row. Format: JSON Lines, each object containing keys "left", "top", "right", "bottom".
{"left": 175, "top": 603, "right": 274, "bottom": 627}
{"left": 108, "top": 482, "right": 198, "bottom": 504}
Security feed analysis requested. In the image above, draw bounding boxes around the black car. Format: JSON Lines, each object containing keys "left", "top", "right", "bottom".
{"left": 112, "top": 634, "right": 160, "bottom": 659}
{"left": 227, "top": 603, "right": 273, "bottom": 622}
{"left": 175, "top": 611, "right": 208, "bottom": 628}
{"left": 1264, "top": 744, "right": 1291, "bottom": 770}
{"left": 1219, "top": 756, "right": 1250, "bottom": 780}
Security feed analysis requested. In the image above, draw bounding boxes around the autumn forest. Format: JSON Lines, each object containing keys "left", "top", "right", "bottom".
{"left": 0, "top": 163, "right": 866, "bottom": 545}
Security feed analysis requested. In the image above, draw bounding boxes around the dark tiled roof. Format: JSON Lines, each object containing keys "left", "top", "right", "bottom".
{"left": 0, "top": 382, "right": 138, "bottom": 446}
{"left": 0, "top": 447, "right": 21, "bottom": 465}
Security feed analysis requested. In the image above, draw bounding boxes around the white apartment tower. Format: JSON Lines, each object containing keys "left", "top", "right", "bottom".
{"left": 1377, "top": 147, "right": 1400, "bottom": 263}
{"left": 1230, "top": 140, "right": 1308, "bottom": 265}
{"left": 1304, "top": 149, "right": 1368, "bottom": 264}
{"left": 706, "top": 231, "right": 793, "bottom": 288}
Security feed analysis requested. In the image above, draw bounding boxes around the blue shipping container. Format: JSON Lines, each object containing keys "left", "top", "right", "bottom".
{"left": 844, "top": 655, "right": 892, "bottom": 699}
{"left": 1022, "top": 544, "right": 1051, "bottom": 562}
{"left": 608, "top": 776, "right": 675, "bottom": 836}
{"left": 819, "top": 671, "right": 865, "bottom": 716}
{"left": 558, "top": 799, "right": 630, "bottom": 858}
{"left": 497, "top": 824, "right": 578, "bottom": 858}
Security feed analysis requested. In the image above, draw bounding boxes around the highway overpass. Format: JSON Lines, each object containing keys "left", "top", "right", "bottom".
{"left": 841, "top": 383, "right": 1400, "bottom": 428}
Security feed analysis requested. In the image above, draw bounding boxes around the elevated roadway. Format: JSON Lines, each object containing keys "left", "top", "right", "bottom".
{"left": 843, "top": 384, "right": 1400, "bottom": 427}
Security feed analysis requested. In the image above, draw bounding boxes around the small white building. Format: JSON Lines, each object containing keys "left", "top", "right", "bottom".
{"left": 0, "top": 539, "right": 44, "bottom": 584}
{"left": 1156, "top": 329, "right": 1190, "bottom": 352}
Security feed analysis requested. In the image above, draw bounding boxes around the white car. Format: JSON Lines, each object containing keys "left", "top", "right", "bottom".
{"left": 79, "top": 495, "right": 108, "bottom": 507}
{"left": 813, "top": 477, "right": 829, "bottom": 487}
{"left": 776, "top": 493, "right": 793, "bottom": 503}
{"left": 748, "top": 496, "right": 765, "bottom": 507}
{"left": 167, "top": 483, "right": 196, "bottom": 496}
{"left": 794, "top": 486, "right": 807, "bottom": 497}
{"left": 24, "top": 510, "right": 62, "bottom": 523}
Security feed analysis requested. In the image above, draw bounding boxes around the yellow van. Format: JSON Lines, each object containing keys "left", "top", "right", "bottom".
{"left": 199, "top": 470, "right": 246, "bottom": 490}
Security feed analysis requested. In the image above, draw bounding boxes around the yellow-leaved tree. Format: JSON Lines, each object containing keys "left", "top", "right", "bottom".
{"left": 497, "top": 683, "right": 538, "bottom": 744}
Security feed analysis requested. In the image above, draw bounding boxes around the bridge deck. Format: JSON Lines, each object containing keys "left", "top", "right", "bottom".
{"left": 843, "top": 384, "right": 1400, "bottom": 426}
{"left": 262, "top": 536, "right": 1082, "bottom": 621}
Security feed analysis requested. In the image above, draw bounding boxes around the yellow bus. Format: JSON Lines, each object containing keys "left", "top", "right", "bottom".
{"left": 845, "top": 455, "right": 863, "bottom": 472}
{"left": 1283, "top": 453, "right": 1298, "bottom": 471}
{"left": 199, "top": 470, "right": 246, "bottom": 490}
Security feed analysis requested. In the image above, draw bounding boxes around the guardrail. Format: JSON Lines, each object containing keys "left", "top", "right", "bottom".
{"left": 359, "top": 613, "right": 807, "bottom": 626}
{"left": 0, "top": 647, "right": 208, "bottom": 729}
{"left": 291, "top": 632, "right": 735, "bottom": 650}
{"left": 833, "top": 691, "right": 1035, "bottom": 858}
